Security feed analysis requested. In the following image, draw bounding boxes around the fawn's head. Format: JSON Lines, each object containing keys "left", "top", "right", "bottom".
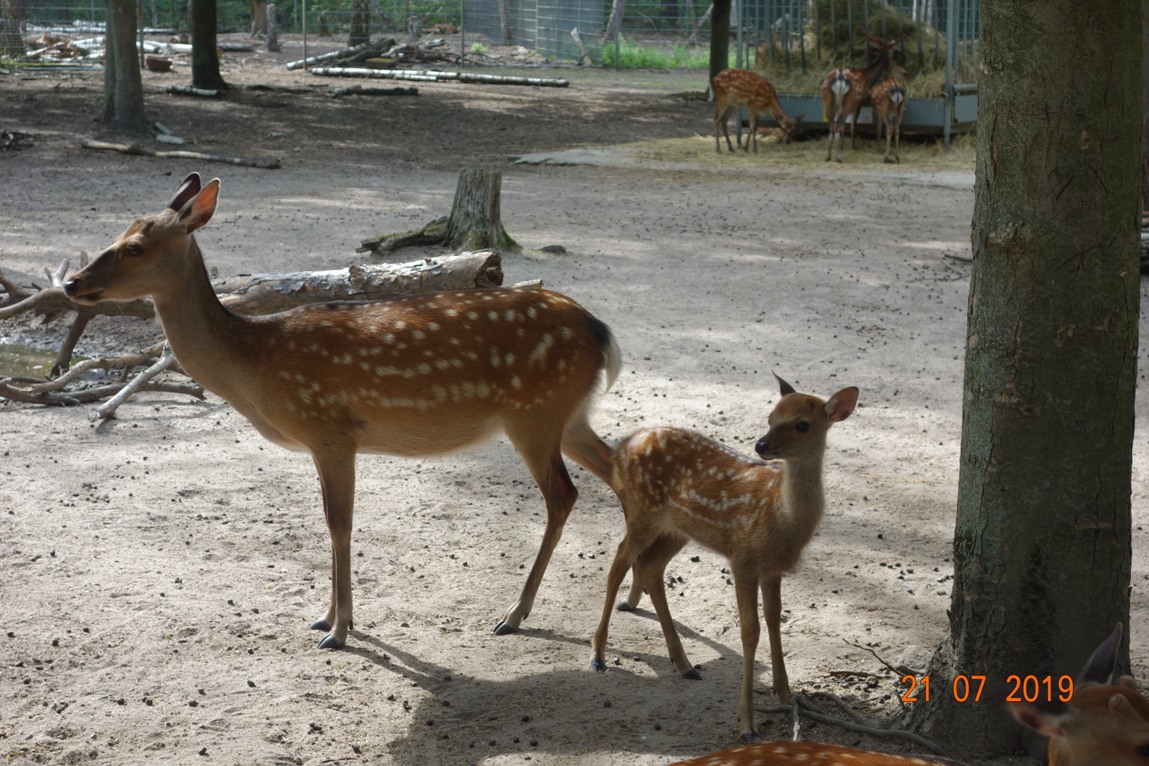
{"left": 1011, "top": 624, "right": 1149, "bottom": 766}
{"left": 65, "top": 172, "right": 220, "bottom": 305}
{"left": 754, "top": 374, "right": 858, "bottom": 461}
{"left": 777, "top": 114, "right": 806, "bottom": 144}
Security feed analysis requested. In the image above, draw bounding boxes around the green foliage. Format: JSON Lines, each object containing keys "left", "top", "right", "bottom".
{"left": 600, "top": 36, "right": 718, "bottom": 69}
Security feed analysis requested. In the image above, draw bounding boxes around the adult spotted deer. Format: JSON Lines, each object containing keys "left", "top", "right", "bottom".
{"left": 667, "top": 624, "right": 1149, "bottom": 766}
{"left": 821, "top": 32, "right": 900, "bottom": 162}
{"left": 64, "top": 173, "right": 622, "bottom": 650}
{"left": 591, "top": 375, "right": 858, "bottom": 742}
{"left": 712, "top": 68, "right": 805, "bottom": 154}
{"left": 871, "top": 63, "right": 908, "bottom": 164}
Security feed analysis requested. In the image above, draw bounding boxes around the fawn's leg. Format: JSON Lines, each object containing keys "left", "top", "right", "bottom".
{"left": 734, "top": 568, "right": 763, "bottom": 742}
{"left": 638, "top": 534, "right": 696, "bottom": 679}
{"left": 762, "top": 574, "right": 790, "bottom": 704}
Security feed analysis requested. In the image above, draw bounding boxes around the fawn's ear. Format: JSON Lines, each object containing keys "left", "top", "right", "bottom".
{"left": 773, "top": 373, "right": 796, "bottom": 397}
{"left": 169, "top": 173, "right": 202, "bottom": 212}
{"left": 825, "top": 387, "right": 859, "bottom": 422}
{"left": 176, "top": 178, "right": 221, "bottom": 234}
{"left": 1078, "top": 623, "right": 1122, "bottom": 686}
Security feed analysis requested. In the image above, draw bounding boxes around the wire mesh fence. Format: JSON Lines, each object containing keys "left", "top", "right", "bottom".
{"left": 8, "top": 0, "right": 978, "bottom": 77}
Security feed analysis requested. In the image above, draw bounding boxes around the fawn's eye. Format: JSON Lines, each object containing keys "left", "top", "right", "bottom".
{"left": 125, "top": 244, "right": 144, "bottom": 257}
{"left": 795, "top": 421, "right": 809, "bottom": 433}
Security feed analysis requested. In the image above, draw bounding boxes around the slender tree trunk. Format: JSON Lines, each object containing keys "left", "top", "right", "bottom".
{"left": 102, "top": 0, "right": 147, "bottom": 135}
{"left": 709, "top": 0, "right": 730, "bottom": 84}
{"left": 190, "top": 0, "right": 228, "bottom": 90}
{"left": 1, "top": 0, "right": 27, "bottom": 57}
{"left": 247, "top": 0, "right": 268, "bottom": 36}
{"left": 348, "top": 0, "right": 370, "bottom": 46}
{"left": 603, "top": 0, "right": 624, "bottom": 42}
{"left": 912, "top": 0, "right": 1140, "bottom": 758}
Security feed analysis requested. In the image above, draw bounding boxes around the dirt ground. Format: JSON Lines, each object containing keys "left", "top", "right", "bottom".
{"left": 2, "top": 33, "right": 1148, "bottom": 766}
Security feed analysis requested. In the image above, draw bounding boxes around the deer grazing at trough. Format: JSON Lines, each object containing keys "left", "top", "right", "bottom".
{"left": 666, "top": 623, "right": 1149, "bottom": 766}
{"left": 712, "top": 68, "right": 805, "bottom": 154}
{"left": 64, "top": 173, "right": 622, "bottom": 650}
{"left": 871, "top": 62, "right": 908, "bottom": 164}
{"left": 821, "top": 32, "right": 900, "bottom": 162}
{"left": 591, "top": 375, "right": 858, "bottom": 742}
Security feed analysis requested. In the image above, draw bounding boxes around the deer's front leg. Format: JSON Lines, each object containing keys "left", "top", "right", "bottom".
{"left": 310, "top": 448, "right": 356, "bottom": 649}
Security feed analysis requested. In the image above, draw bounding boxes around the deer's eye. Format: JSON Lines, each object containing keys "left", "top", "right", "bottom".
{"left": 795, "top": 421, "right": 809, "bottom": 433}
{"left": 125, "top": 243, "right": 144, "bottom": 257}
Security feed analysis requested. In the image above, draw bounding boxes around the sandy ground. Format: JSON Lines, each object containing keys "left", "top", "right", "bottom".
{"left": 2, "top": 34, "right": 1148, "bottom": 766}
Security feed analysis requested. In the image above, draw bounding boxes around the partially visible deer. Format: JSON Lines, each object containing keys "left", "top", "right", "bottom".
{"left": 821, "top": 32, "right": 900, "bottom": 162}
{"left": 712, "top": 68, "right": 805, "bottom": 154}
{"left": 64, "top": 173, "right": 622, "bottom": 650}
{"left": 871, "top": 63, "right": 908, "bottom": 164}
{"left": 667, "top": 623, "right": 1149, "bottom": 766}
{"left": 591, "top": 375, "right": 858, "bottom": 742}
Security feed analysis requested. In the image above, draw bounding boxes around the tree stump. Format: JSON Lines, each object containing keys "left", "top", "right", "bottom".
{"left": 359, "top": 167, "right": 521, "bottom": 255}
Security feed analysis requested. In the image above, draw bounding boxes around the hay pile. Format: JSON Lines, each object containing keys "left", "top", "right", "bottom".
{"left": 750, "top": 0, "right": 977, "bottom": 98}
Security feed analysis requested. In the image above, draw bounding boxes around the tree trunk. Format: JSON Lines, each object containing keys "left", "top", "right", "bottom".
{"left": 190, "top": 0, "right": 228, "bottom": 90}
{"left": 348, "top": 0, "right": 370, "bottom": 47}
{"left": 247, "top": 0, "right": 268, "bottom": 36}
{"left": 603, "top": 0, "right": 624, "bottom": 42}
{"left": 912, "top": 0, "right": 1140, "bottom": 759}
{"left": 1, "top": 0, "right": 26, "bottom": 57}
{"left": 1142, "top": 0, "right": 1149, "bottom": 211}
{"left": 445, "top": 168, "right": 520, "bottom": 253}
{"left": 709, "top": 0, "right": 730, "bottom": 85}
{"left": 497, "top": 0, "right": 511, "bottom": 44}
{"left": 265, "top": 2, "right": 279, "bottom": 52}
{"left": 101, "top": 0, "right": 147, "bottom": 135}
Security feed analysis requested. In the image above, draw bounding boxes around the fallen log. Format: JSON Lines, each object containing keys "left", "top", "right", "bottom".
{"left": 80, "top": 139, "right": 279, "bottom": 169}
{"left": 166, "top": 84, "right": 221, "bottom": 98}
{"left": 329, "top": 84, "right": 419, "bottom": 98}
{"left": 309, "top": 66, "right": 570, "bottom": 87}
{"left": 285, "top": 39, "right": 385, "bottom": 70}
{"left": 2, "top": 251, "right": 503, "bottom": 324}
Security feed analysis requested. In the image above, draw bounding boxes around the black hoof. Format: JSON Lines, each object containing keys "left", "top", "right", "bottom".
{"left": 310, "top": 618, "right": 331, "bottom": 632}
{"left": 591, "top": 658, "right": 607, "bottom": 672}
{"left": 684, "top": 668, "right": 702, "bottom": 680}
{"left": 492, "top": 620, "right": 518, "bottom": 636}
{"left": 317, "top": 633, "right": 344, "bottom": 650}
{"left": 616, "top": 601, "right": 638, "bottom": 613}
{"left": 741, "top": 732, "right": 762, "bottom": 744}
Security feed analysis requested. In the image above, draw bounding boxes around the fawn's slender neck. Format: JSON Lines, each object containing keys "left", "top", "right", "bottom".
{"left": 778, "top": 453, "right": 826, "bottom": 531}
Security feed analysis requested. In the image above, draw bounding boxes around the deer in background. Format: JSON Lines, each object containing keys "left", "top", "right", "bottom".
{"left": 712, "top": 68, "right": 805, "bottom": 154}
{"left": 871, "top": 62, "right": 908, "bottom": 163}
{"left": 667, "top": 624, "right": 1149, "bottom": 766}
{"left": 821, "top": 32, "right": 900, "bottom": 162}
{"left": 64, "top": 173, "right": 622, "bottom": 650}
{"left": 591, "top": 375, "right": 858, "bottom": 742}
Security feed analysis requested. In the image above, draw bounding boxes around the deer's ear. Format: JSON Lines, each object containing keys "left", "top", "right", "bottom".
{"left": 177, "top": 179, "right": 220, "bottom": 234}
{"left": 773, "top": 373, "right": 796, "bottom": 397}
{"left": 1078, "top": 623, "right": 1122, "bottom": 686}
{"left": 825, "top": 387, "right": 859, "bottom": 422}
{"left": 169, "top": 173, "right": 202, "bottom": 212}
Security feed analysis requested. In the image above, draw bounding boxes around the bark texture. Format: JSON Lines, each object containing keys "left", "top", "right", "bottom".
{"left": 913, "top": 0, "right": 1141, "bottom": 758}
